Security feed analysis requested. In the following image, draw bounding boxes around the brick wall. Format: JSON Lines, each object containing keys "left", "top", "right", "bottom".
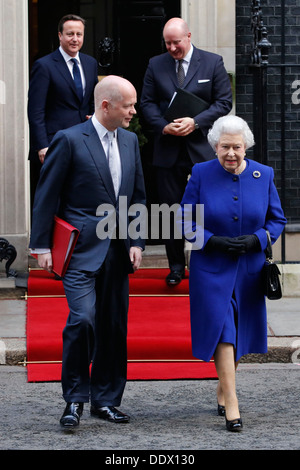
{"left": 236, "top": 0, "right": 300, "bottom": 225}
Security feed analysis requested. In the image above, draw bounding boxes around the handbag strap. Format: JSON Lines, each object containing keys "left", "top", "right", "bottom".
{"left": 265, "top": 230, "right": 273, "bottom": 261}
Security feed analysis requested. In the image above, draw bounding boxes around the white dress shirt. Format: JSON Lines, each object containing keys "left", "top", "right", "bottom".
{"left": 176, "top": 45, "right": 193, "bottom": 76}
{"left": 59, "top": 46, "right": 86, "bottom": 96}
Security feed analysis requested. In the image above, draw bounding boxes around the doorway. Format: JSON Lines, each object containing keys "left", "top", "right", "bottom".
{"left": 28, "top": 0, "right": 180, "bottom": 89}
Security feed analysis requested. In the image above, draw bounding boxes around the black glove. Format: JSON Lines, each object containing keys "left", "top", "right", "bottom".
{"left": 206, "top": 236, "right": 246, "bottom": 254}
{"left": 235, "top": 234, "right": 260, "bottom": 253}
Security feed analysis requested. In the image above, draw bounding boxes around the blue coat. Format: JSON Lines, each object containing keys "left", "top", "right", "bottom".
{"left": 180, "top": 158, "right": 286, "bottom": 362}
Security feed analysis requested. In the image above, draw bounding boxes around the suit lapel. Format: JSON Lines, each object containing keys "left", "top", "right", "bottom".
{"left": 79, "top": 53, "right": 93, "bottom": 105}
{"left": 165, "top": 54, "right": 178, "bottom": 89}
{"left": 82, "top": 120, "right": 116, "bottom": 203}
{"left": 183, "top": 48, "right": 201, "bottom": 88}
{"left": 81, "top": 121, "right": 133, "bottom": 204}
{"left": 165, "top": 49, "right": 201, "bottom": 89}
{"left": 117, "top": 130, "right": 131, "bottom": 196}
{"left": 52, "top": 49, "right": 81, "bottom": 102}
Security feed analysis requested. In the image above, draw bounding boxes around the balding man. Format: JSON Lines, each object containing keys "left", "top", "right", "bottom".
{"left": 30, "top": 76, "right": 146, "bottom": 429}
{"left": 140, "top": 18, "right": 232, "bottom": 286}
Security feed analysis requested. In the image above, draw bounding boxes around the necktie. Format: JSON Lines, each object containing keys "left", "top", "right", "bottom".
{"left": 106, "top": 132, "right": 121, "bottom": 196}
{"left": 177, "top": 59, "right": 185, "bottom": 88}
{"left": 71, "top": 58, "right": 83, "bottom": 101}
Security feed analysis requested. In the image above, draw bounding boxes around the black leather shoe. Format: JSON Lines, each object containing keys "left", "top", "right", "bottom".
{"left": 166, "top": 270, "right": 185, "bottom": 286}
{"left": 225, "top": 417, "right": 243, "bottom": 432}
{"left": 90, "top": 405, "right": 130, "bottom": 423}
{"left": 60, "top": 402, "right": 83, "bottom": 428}
{"left": 217, "top": 403, "right": 226, "bottom": 416}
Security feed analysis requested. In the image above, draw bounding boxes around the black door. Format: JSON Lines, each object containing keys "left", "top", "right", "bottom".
{"left": 29, "top": 0, "right": 180, "bottom": 86}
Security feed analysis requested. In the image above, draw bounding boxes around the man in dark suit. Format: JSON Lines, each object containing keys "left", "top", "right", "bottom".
{"left": 30, "top": 76, "right": 146, "bottom": 429}
{"left": 27, "top": 14, "right": 98, "bottom": 206}
{"left": 140, "top": 17, "right": 232, "bottom": 285}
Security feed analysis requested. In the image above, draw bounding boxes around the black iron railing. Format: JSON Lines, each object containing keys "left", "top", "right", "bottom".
{"left": 249, "top": 0, "right": 300, "bottom": 263}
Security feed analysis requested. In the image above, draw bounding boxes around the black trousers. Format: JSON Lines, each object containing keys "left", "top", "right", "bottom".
{"left": 156, "top": 157, "right": 193, "bottom": 272}
{"left": 61, "top": 240, "right": 129, "bottom": 406}
{"left": 29, "top": 158, "right": 42, "bottom": 217}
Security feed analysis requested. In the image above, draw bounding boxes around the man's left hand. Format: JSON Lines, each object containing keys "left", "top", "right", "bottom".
{"left": 130, "top": 247, "right": 143, "bottom": 271}
{"left": 163, "top": 117, "right": 195, "bottom": 136}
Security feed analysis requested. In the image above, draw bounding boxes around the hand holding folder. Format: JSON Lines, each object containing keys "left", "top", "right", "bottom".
{"left": 32, "top": 216, "right": 80, "bottom": 277}
{"left": 164, "top": 88, "right": 209, "bottom": 122}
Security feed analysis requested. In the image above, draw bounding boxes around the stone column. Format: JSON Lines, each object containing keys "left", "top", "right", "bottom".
{"left": 181, "top": 0, "right": 235, "bottom": 72}
{"left": 0, "top": 0, "right": 30, "bottom": 274}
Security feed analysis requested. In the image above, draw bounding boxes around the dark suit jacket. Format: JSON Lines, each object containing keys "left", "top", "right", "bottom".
{"left": 28, "top": 48, "right": 98, "bottom": 159}
{"left": 29, "top": 119, "right": 146, "bottom": 273}
{"left": 140, "top": 46, "right": 232, "bottom": 167}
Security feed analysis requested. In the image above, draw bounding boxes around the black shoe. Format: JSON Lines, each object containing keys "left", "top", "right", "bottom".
{"left": 225, "top": 417, "right": 243, "bottom": 432}
{"left": 90, "top": 405, "right": 130, "bottom": 423}
{"left": 60, "top": 402, "right": 83, "bottom": 428}
{"left": 217, "top": 403, "right": 226, "bottom": 416}
{"left": 166, "top": 270, "right": 185, "bottom": 286}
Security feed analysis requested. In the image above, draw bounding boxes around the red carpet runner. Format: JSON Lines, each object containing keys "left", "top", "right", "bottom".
{"left": 26, "top": 268, "right": 217, "bottom": 382}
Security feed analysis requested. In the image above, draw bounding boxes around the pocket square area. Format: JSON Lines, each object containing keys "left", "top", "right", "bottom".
{"left": 198, "top": 79, "right": 210, "bottom": 83}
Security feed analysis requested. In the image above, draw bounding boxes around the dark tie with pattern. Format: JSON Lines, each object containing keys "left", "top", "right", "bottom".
{"left": 177, "top": 59, "right": 185, "bottom": 88}
{"left": 71, "top": 58, "right": 83, "bottom": 101}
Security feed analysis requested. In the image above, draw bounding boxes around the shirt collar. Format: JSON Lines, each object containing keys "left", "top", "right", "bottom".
{"left": 91, "top": 114, "right": 118, "bottom": 140}
{"left": 178, "top": 44, "right": 193, "bottom": 65}
{"left": 59, "top": 46, "right": 81, "bottom": 64}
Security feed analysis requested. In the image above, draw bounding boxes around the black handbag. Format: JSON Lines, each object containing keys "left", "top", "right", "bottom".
{"left": 262, "top": 230, "right": 282, "bottom": 300}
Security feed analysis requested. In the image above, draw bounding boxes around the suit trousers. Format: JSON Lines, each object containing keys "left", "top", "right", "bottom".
{"left": 61, "top": 240, "right": 129, "bottom": 406}
{"left": 29, "top": 158, "right": 42, "bottom": 216}
{"left": 156, "top": 149, "right": 193, "bottom": 271}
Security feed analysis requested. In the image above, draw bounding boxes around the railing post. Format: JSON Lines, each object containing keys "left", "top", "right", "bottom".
{"left": 249, "top": 0, "right": 287, "bottom": 264}
{"left": 249, "top": 0, "right": 271, "bottom": 164}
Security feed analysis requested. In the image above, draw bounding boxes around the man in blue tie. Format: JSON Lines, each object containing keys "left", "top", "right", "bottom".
{"left": 71, "top": 58, "right": 83, "bottom": 101}
{"left": 27, "top": 14, "right": 98, "bottom": 208}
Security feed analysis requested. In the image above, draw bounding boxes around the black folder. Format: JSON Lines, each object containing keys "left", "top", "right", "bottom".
{"left": 164, "top": 88, "right": 209, "bottom": 122}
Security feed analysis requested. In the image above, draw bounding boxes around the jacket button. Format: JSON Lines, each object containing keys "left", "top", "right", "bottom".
{"left": 233, "top": 196, "right": 238, "bottom": 200}
{"left": 233, "top": 216, "right": 239, "bottom": 221}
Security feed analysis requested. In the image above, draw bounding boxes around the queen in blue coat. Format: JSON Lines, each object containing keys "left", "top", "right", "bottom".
{"left": 180, "top": 115, "right": 286, "bottom": 432}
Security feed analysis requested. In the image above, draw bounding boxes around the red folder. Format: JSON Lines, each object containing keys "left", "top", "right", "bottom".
{"left": 32, "top": 216, "right": 80, "bottom": 277}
